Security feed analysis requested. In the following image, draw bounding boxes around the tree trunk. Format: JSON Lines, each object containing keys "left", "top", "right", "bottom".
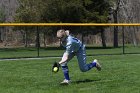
{"left": 114, "top": 26, "right": 118, "bottom": 47}
{"left": 0, "top": 28, "right": 2, "bottom": 42}
{"left": 43, "top": 32, "right": 46, "bottom": 47}
{"left": 132, "top": 26, "right": 138, "bottom": 46}
{"left": 82, "top": 32, "right": 84, "bottom": 44}
{"left": 24, "top": 27, "right": 28, "bottom": 47}
{"left": 101, "top": 28, "right": 106, "bottom": 47}
{"left": 36, "top": 27, "right": 40, "bottom": 48}
{"left": 113, "top": 10, "right": 119, "bottom": 48}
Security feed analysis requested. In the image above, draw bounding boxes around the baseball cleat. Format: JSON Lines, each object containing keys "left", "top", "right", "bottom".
{"left": 60, "top": 79, "right": 71, "bottom": 85}
{"left": 94, "top": 59, "right": 101, "bottom": 71}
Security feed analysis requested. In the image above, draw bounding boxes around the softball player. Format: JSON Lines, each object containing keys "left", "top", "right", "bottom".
{"left": 57, "top": 29, "right": 101, "bottom": 85}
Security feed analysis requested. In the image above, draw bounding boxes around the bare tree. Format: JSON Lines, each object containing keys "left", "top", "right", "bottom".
{"left": 118, "top": 0, "right": 139, "bottom": 46}
{"left": 112, "top": 0, "right": 121, "bottom": 47}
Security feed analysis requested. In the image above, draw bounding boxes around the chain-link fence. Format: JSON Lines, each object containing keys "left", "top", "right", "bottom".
{"left": 0, "top": 24, "right": 140, "bottom": 59}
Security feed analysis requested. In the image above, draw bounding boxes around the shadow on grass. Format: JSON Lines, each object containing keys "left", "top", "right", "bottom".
{"left": 74, "top": 79, "right": 101, "bottom": 84}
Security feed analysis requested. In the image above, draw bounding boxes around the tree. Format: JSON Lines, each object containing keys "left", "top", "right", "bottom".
{"left": 14, "top": 0, "right": 47, "bottom": 47}
{"left": 118, "top": 0, "right": 138, "bottom": 46}
{"left": 42, "top": 0, "right": 110, "bottom": 47}
{"left": 14, "top": 0, "right": 110, "bottom": 47}
{"left": 0, "top": 8, "right": 6, "bottom": 42}
{"left": 108, "top": 0, "right": 121, "bottom": 47}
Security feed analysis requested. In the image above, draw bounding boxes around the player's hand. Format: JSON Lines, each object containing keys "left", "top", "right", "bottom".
{"left": 52, "top": 62, "right": 60, "bottom": 73}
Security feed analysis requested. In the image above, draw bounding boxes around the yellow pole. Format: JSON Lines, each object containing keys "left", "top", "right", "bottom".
{"left": 0, "top": 23, "right": 140, "bottom": 26}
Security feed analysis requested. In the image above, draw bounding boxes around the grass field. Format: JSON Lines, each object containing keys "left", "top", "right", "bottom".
{"left": 0, "top": 54, "right": 140, "bottom": 93}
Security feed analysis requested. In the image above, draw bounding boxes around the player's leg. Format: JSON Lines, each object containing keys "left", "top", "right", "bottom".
{"left": 60, "top": 52, "right": 75, "bottom": 84}
{"left": 76, "top": 45, "right": 101, "bottom": 72}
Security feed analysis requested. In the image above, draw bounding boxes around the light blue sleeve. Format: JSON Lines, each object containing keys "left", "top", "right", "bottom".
{"left": 65, "top": 41, "right": 73, "bottom": 54}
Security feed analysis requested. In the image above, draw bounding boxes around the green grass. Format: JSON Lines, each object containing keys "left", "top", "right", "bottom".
{"left": 125, "top": 46, "right": 140, "bottom": 54}
{"left": 0, "top": 54, "right": 140, "bottom": 93}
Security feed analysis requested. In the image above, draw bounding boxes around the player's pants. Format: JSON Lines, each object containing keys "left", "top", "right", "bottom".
{"left": 61, "top": 45, "right": 95, "bottom": 72}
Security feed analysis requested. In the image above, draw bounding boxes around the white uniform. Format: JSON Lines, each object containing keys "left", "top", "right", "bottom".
{"left": 61, "top": 35, "right": 93, "bottom": 72}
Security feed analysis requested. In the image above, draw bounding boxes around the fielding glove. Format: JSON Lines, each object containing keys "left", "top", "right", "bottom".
{"left": 52, "top": 62, "right": 60, "bottom": 73}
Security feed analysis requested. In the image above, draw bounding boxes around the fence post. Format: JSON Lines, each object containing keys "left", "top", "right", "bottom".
{"left": 36, "top": 26, "right": 40, "bottom": 57}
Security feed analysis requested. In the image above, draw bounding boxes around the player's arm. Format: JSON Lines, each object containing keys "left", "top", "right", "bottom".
{"left": 59, "top": 52, "right": 69, "bottom": 65}
{"left": 59, "top": 42, "right": 72, "bottom": 65}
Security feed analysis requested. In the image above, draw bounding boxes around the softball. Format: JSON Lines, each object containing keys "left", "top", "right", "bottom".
{"left": 53, "top": 67, "right": 58, "bottom": 72}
